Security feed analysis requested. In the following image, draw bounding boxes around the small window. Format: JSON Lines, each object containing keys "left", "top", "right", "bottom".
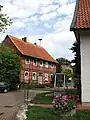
{"left": 33, "top": 59, "right": 37, "bottom": 66}
{"left": 24, "top": 71, "right": 29, "bottom": 83}
{"left": 25, "top": 56, "right": 30, "bottom": 64}
{"left": 51, "top": 64, "right": 54, "bottom": 68}
{"left": 40, "top": 61, "right": 43, "bottom": 67}
{"left": 45, "top": 73, "right": 48, "bottom": 81}
{"left": 45, "top": 62, "right": 48, "bottom": 68}
{"left": 32, "top": 72, "right": 36, "bottom": 80}
{"left": 50, "top": 74, "right": 53, "bottom": 81}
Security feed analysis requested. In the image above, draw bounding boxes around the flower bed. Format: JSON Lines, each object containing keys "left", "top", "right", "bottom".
{"left": 52, "top": 94, "right": 77, "bottom": 116}
{"left": 53, "top": 94, "right": 80, "bottom": 105}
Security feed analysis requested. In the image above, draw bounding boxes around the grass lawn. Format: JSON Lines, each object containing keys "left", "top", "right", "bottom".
{"left": 26, "top": 106, "right": 90, "bottom": 120}
{"left": 26, "top": 91, "right": 90, "bottom": 120}
{"left": 31, "top": 92, "right": 53, "bottom": 104}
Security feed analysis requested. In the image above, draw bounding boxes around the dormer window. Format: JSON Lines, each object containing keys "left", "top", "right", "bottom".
{"left": 33, "top": 59, "right": 37, "bottom": 66}
{"left": 45, "top": 62, "right": 48, "bottom": 68}
{"left": 25, "top": 56, "right": 30, "bottom": 64}
{"left": 40, "top": 61, "right": 43, "bottom": 67}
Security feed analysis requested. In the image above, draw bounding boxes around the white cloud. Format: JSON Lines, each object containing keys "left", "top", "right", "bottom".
{"left": 1, "top": 0, "right": 53, "bottom": 18}
{"left": 56, "top": 0, "right": 74, "bottom": 5}
{"left": 27, "top": 31, "right": 75, "bottom": 60}
{"left": 57, "top": 2, "right": 75, "bottom": 15}
{"left": 0, "top": 0, "right": 76, "bottom": 60}
{"left": 40, "top": 12, "right": 57, "bottom": 21}
{"left": 40, "top": 4, "right": 58, "bottom": 14}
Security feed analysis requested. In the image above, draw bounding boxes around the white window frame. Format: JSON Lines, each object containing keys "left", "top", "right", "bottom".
{"left": 45, "top": 73, "right": 48, "bottom": 81}
{"left": 33, "top": 59, "right": 37, "bottom": 66}
{"left": 45, "top": 62, "right": 48, "bottom": 68}
{"left": 24, "top": 71, "right": 29, "bottom": 83}
{"left": 32, "top": 72, "right": 36, "bottom": 80}
{"left": 40, "top": 61, "right": 43, "bottom": 67}
{"left": 25, "top": 57, "right": 30, "bottom": 64}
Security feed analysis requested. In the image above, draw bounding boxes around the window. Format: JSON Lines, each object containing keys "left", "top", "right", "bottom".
{"left": 40, "top": 61, "right": 43, "bottom": 67}
{"left": 25, "top": 56, "right": 30, "bottom": 64}
{"left": 33, "top": 59, "right": 37, "bottom": 66}
{"left": 50, "top": 74, "right": 53, "bottom": 81}
{"left": 32, "top": 72, "right": 36, "bottom": 80}
{"left": 45, "top": 62, "right": 48, "bottom": 68}
{"left": 51, "top": 64, "right": 54, "bottom": 68}
{"left": 24, "top": 71, "right": 29, "bottom": 83}
{"left": 45, "top": 73, "right": 48, "bottom": 81}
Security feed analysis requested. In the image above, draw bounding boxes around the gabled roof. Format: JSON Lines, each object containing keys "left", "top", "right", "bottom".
{"left": 6, "top": 35, "right": 57, "bottom": 63}
{"left": 70, "top": 0, "right": 90, "bottom": 30}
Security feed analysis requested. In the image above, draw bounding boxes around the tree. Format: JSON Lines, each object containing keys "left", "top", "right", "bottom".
{"left": 64, "top": 69, "right": 73, "bottom": 79}
{"left": 56, "top": 58, "right": 62, "bottom": 73}
{"left": 0, "top": 5, "right": 12, "bottom": 32}
{"left": 56, "top": 58, "right": 71, "bottom": 73}
{"left": 57, "top": 57, "right": 71, "bottom": 65}
{"left": 0, "top": 44, "right": 21, "bottom": 90}
{"left": 70, "top": 40, "right": 81, "bottom": 104}
{"left": 70, "top": 41, "right": 81, "bottom": 79}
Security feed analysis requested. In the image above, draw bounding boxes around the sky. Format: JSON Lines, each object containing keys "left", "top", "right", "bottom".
{"left": 0, "top": 0, "right": 76, "bottom": 60}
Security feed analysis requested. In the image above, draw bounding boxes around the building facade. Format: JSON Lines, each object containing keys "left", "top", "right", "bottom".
{"left": 3, "top": 35, "right": 57, "bottom": 84}
{"left": 70, "top": 0, "right": 90, "bottom": 103}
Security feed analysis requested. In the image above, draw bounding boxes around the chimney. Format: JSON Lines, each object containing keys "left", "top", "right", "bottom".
{"left": 22, "top": 37, "right": 27, "bottom": 42}
{"left": 34, "top": 43, "right": 37, "bottom": 45}
{"left": 38, "top": 38, "right": 42, "bottom": 46}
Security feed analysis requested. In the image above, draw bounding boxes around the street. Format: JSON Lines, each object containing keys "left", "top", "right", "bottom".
{"left": 0, "top": 89, "right": 49, "bottom": 120}
{"left": 0, "top": 91, "right": 24, "bottom": 108}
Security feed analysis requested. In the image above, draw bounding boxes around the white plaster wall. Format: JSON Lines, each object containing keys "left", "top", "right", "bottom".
{"left": 80, "top": 31, "right": 90, "bottom": 103}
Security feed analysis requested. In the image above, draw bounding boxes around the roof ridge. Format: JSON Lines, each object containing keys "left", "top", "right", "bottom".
{"left": 6, "top": 35, "right": 57, "bottom": 63}
{"left": 8, "top": 35, "right": 44, "bottom": 49}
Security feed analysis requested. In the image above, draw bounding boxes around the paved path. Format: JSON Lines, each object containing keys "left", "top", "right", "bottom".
{"left": 0, "top": 90, "right": 49, "bottom": 120}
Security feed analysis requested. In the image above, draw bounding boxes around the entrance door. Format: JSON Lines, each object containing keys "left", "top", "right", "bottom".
{"left": 38, "top": 73, "right": 43, "bottom": 84}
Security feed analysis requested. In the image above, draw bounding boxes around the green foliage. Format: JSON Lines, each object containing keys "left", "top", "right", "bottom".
{"left": 0, "top": 5, "right": 12, "bottom": 33}
{"left": 70, "top": 41, "right": 80, "bottom": 78}
{"left": 0, "top": 44, "right": 21, "bottom": 89}
{"left": 27, "top": 107, "right": 59, "bottom": 120}
{"left": 56, "top": 58, "right": 71, "bottom": 73}
{"left": 64, "top": 69, "right": 73, "bottom": 79}
{"left": 21, "top": 83, "right": 46, "bottom": 89}
{"left": 27, "top": 107, "right": 90, "bottom": 120}
{"left": 56, "top": 58, "right": 62, "bottom": 73}
{"left": 31, "top": 92, "right": 52, "bottom": 104}
{"left": 57, "top": 58, "right": 71, "bottom": 65}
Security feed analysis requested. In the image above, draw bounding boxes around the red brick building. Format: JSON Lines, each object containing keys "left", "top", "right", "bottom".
{"left": 3, "top": 35, "right": 57, "bottom": 84}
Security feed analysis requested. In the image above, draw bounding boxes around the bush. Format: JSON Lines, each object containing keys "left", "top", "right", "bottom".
{"left": 52, "top": 94, "right": 76, "bottom": 113}
{"left": 20, "top": 83, "right": 46, "bottom": 89}
{"left": 36, "top": 84, "right": 46, "bottom": 88}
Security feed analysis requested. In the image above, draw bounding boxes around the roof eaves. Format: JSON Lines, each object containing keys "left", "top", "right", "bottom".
{"left": 70, "top": 0, "right": 80, "bottom": 31}
{"left": 8, "top": 35, "right": 24, "bottom": 55}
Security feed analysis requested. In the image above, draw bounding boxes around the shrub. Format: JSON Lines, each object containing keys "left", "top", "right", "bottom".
{"left": 36, "top": 84, "right": 46, "bottom": 88}
{"left": 52, "top": 94, "right": 76, "bottom": 113}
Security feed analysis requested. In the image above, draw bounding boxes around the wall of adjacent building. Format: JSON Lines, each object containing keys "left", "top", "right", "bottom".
{"left": 80, "top": 31, "right": 90, "bottom": 103}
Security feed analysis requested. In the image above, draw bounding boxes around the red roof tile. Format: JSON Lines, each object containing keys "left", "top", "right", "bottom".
{"left": 70, "top": 0, "right": 90, "bottom": 29}
{"left": 7, "top": 35, "right": 57, "bottom": 63}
